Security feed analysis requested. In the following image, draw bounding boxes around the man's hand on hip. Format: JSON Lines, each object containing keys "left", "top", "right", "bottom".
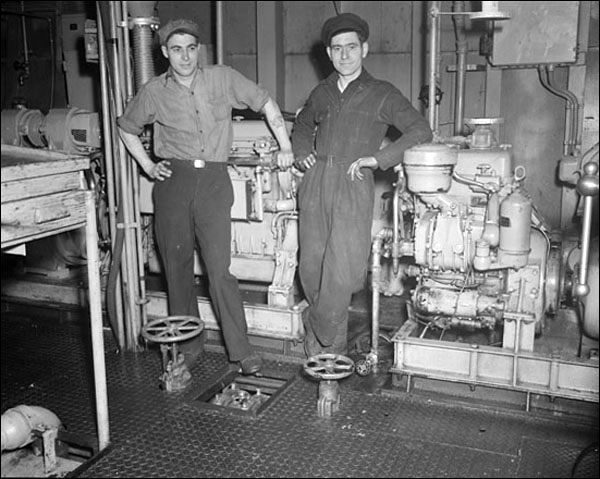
{"left": 148, "top": 160, "right": 172, "bottom": 181}
{"left": 347, "top": 156, "right": 378, "bottom": 181}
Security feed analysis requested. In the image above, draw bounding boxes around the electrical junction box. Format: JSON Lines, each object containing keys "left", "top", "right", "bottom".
{"left": 490, "top": 1, "right": 580, "bottom": 66}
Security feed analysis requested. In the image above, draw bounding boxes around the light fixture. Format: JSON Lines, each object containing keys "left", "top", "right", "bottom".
{"left": 469, "top": 1, "right": 511, "bottom": 21}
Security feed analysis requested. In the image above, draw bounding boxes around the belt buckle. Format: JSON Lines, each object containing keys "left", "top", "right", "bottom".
{"left": 193, "top": 159, "right": 205, "bottom": 169}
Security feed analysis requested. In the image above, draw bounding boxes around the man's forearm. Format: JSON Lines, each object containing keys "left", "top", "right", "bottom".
{"left": 118, "top": 129, "right": 154, "bottom": 174}
{"left": 262, "top": 98, "right": 292, "bottom": 150}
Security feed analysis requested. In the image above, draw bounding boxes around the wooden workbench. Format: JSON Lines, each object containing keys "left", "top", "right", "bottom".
{"left": 1, "top": 143, "right": 110, "bottom": 451}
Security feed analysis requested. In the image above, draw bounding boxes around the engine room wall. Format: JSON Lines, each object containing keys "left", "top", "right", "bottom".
{"left": 501, "top": 68, "right": 567, "bottom": 229}
{"left": 0, "top": 1, "right": 74, "bottom": 111}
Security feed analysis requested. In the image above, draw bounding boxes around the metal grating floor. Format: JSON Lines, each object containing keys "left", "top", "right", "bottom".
{"left": 1, "top": 304, "right": 598, "bottom": 478}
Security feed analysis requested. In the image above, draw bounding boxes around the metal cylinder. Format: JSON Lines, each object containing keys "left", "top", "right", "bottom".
{"left": 499, "top": 189, "right": 531, "bottom": 256}
{"left": 403, "top": 143, "right": 458, "bottom": 194}
{"left": 413, "top": 285, "right": 499, "bottom": 318}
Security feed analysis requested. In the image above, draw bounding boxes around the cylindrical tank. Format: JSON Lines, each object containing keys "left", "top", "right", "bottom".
{"left": 499, "top": 189, "right": 532, "bottom": 261}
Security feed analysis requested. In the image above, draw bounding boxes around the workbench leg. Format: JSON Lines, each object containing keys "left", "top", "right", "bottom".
{"left": 85, "top": 191, "right": 110, "bottom": 450}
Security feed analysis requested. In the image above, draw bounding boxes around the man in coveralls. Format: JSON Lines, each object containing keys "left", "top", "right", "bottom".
{"left": 118, "top": 19, "right": 294, "bottom": 374}
{"left": 292, "top": 12, "right": 433, "bottom": 356}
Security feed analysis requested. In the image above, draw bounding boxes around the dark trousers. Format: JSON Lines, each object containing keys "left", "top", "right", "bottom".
{"left": 298, "top": 160, "right": 374, "bottom": 350}
{"left": 152, "top": 159, "right": 251, "bottom": 362}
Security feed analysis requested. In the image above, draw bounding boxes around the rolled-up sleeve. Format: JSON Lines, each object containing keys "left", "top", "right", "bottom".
{"left": 227, "top": 67, "right": 269, "bottom": 112}
{"left": 117, "top": 85, "right": 156, "bottom": 135}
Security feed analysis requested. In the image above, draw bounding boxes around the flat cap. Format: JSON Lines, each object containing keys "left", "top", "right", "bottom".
{"left": 158, "top": 19, "right": 200, "bottom": 46}
{"left": 321, "top": 12, "right": 369, "bottom": 46}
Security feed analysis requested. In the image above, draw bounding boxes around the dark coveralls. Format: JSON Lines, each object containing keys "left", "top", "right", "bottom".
{"left": 118, "top": 65, "right": 269, "bottom": 363}
{"left": 292, "top": 69, "right": 432, "bottom": 353}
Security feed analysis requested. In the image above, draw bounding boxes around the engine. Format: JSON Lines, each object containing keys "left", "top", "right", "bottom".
{"left": 394, "top": 121, "right": 552, "bottom": 352}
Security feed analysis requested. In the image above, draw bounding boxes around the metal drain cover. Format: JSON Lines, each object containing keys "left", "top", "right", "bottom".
{"left": 188, "top": 367, "right": 296, "bottom": 417}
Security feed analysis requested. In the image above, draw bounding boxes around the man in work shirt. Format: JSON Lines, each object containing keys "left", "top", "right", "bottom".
{"left": 118, "top": 19, "right": 294, "bottom": 375}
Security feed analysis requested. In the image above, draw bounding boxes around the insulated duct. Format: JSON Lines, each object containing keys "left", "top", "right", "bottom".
{"left": 128, "top": 1, "right": 159, "bottom": 91}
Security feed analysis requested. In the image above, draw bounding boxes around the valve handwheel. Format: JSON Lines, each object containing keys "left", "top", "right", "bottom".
{"left": 304, "top": 353, "right": 355, "bottom": 381}
{"left": 142, "top": 315, "right": 204, "bottom": 344}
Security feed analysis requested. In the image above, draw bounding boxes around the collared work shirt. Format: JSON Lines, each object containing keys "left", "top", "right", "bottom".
{"left": 118, "top": 65, "right": 269, "bottom": 162}
{"left": 292, "top": 69, "right": 432, "bottom": 170}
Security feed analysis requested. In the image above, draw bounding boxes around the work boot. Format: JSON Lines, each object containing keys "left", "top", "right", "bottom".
{"left": 239, "top": 353, "right": 263, "bottom": 376}
{"left": 303, "top": 328, "right": 323, "bottom": 358}
{"left": 178, "top": 332, "right": 205, "bottom": 369}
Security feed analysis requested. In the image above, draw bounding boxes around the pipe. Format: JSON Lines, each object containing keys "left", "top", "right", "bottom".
{"left": 97, "top": 3, "right": 125, "bottom": 348}
{"left": 392, "top": 172, "right": 405, "bottom": 275}
{"left": 547, "top": 65, "right": 580, "bottom": 153}
{"left": 370, "top": 228, "right": 394, "bottom": 373}
{"left": 20, "top": 2, "right": 29, "bottom": 66}
{"left": 122, "top": 0, "right": 149, "bottom": 341}
{"left": 1, "top": 405, "right": 61, "bottom": 452}
{"left": 427, "top": 2, "right": 441, "bottom": 134}
{"left": 216, "top": 1, "right": 224, "bottom": 65}
{"left": 452, "top": 170, "right": 498, "bottom": 193}
{"left": 537, "top": 65, "right": 576, "bottom": 156}
{"left": 110, "top": 1, "right": 143, "bottom": 351}
{"left": 452, "top": 1, "right": 467, "bottom": 135}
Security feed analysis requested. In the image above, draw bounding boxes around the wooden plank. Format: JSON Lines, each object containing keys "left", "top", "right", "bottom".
{"left": 1, "top": 171, "right": 84, "bottom": 202}
{"left": 1, "top": 145, "right": 89, "bottom": 181}
{"left": 1, "top": 190, "right": 88, "bottom": 247}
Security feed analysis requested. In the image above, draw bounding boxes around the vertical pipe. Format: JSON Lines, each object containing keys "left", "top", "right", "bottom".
{"left": 216, "top": 1, "right": 224, "bottom": 65}
{"left": 547, "top": 65, "right": 579, "bottom": 154}
{"left": 371, "top": 238, "right": 381, "bottom": 373}
{"left": 121, "top": 0, "right": 148, "bottom": 335}
{"left": 411, "top": 2, "right": 425, "bottom": 111}
{"left": 452, "top": 1, "right": 467, "bottom": 135}
{"left": 97, "top": 3, "right": 125, "bottom": 348}
{"left": 538, "top": 65, "right": 576, "bottom": 156}
{"left": 84, "top": 190, "right": 110, "bottom": 450}
{"left": 392, "top": 176, "right": 401, "bottom": 275}
{"left": 121, "top": 2, "right": 134, "bottom": 103}
{"left": 427, "top": 2, "right": 441, "bottom": 134}
{"left": 110, "top": 1, "right": 141, "bottom": 351}
{"left": 20, "top": 2, "right": 29, "bottom": 65}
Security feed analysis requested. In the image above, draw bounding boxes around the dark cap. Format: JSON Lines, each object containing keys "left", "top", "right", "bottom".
{"left": 158, "top": 19, "right": 200, "bottom": 46}
{"left": 321, "top": 12, "right": 369, "bottom": 46}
